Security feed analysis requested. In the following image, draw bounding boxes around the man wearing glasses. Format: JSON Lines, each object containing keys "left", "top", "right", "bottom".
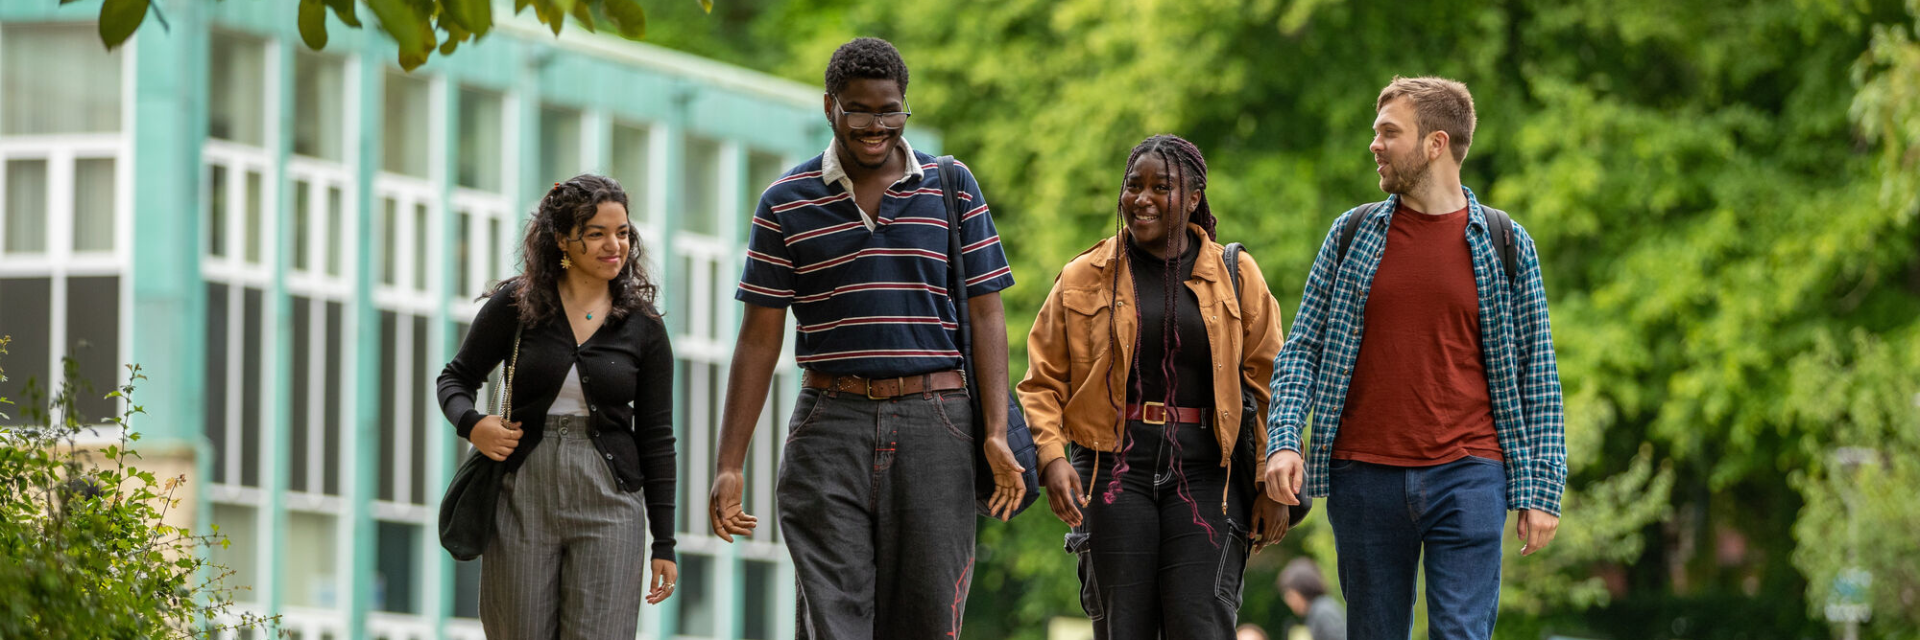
{"left": 708, "top": 37, "right": 1025, "bottom": 639}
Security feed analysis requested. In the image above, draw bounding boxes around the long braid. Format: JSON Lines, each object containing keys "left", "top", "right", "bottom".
{"left": 1156, "top": 143, "right": 1218, "bottom": 546}
{"left": 1103, "top": 139, "right": 1162, "bottom": 503}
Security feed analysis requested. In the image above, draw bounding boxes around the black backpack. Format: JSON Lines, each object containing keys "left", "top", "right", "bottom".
{"left": 1337, "top": 201, "right": 1519, "bottom": 282}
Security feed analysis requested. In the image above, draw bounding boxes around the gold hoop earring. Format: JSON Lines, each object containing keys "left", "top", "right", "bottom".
{"left": 560, "top": 255, "right": 573, "bottom": 270}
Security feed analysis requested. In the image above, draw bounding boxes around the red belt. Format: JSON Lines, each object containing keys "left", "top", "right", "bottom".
{"left": 802, "top": 370, "right": 967, "bottom": 400}
{"left": 1125, "top": 402, "right": 1210, "bottom": 425}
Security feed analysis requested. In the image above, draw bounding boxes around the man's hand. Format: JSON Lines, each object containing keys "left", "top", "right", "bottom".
{"left": 470, "top": 415, "right": 523, "bottom": 461}
{"left": 1263, "top": 449, "right": 1304, "bottom": 505}
{"left": 983, "top": 435, "right": 1026, "bottom": 522}
{"left": 1041, "top": 457, "right": 1086, "bottom": 527}
{"left": 1249, "top": 494, "right": 1291, "bottom": 553}
{"left": 1517, "top": 509, "right": 1559, "bottom": 556}
{"left": 707, "top": 468, "right": 758, "bottom": 542}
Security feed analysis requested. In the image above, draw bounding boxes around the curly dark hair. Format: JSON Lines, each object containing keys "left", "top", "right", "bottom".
{"left": 482, "top": 174, "right": 660, "bottom": 325}
{"left": 825, "top": 37, "right": 909, "bottom": 97}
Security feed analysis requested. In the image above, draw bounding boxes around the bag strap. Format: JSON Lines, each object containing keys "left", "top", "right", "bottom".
{"left": 1336, "top": 200, "right": 1517, "bottom": 282}
{"left": 937, "top": 156, "right": 980, "bottom": 401}
{"left": 493, "top": 324, "right": 524, "bottom": 420}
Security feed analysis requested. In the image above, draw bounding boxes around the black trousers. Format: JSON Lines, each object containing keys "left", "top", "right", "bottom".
{"left": 1067, "top": 418, "right": 1253, "bottom": 640}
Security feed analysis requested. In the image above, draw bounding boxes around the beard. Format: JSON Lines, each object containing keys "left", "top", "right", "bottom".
{"left": 1380, "top": 147, "right": 1432, "bottom": 196}
{"left": 835, "top": 129, "right": 895, "bottom": 170}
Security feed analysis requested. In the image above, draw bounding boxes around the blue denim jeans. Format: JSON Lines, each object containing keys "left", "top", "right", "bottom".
{"left": 775, "top": 386, "right": 978, "bottom": 640}
{"left": 1326, "top": 456, "right": 1507, "bottom": 640}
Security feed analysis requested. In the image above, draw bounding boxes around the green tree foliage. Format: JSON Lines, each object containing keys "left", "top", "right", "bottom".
{"left": 83, "top": 0, "right": 708, "bottom": 70}
{"left": 0, "top": 337, "right": 272, "bottom": 638}
{"left": 643, "top": 0, "right": 1920, "bottom": 636}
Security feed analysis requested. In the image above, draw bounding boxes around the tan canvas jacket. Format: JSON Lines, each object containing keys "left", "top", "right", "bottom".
{"left": 1018, "top": 224, "right": 1286, "bottom": 486}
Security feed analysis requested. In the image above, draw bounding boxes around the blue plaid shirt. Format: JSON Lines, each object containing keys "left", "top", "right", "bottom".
{"left": 1265, "top": 187, "right": 1567, "bottom": 515}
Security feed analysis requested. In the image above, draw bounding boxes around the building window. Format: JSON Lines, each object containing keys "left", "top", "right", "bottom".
{"left": 73, "top": 158, "right": 116, "bottom": 253}
{"left": 383, "top": 72, "right": 431, "bottom": 178}
{"left": 609, "top": 120, "right": 652, "bottom": 224}
{"left": 748, "top": 150, "right": 787, "bottom": 209}
{"left": 209, "top": 32, "right": 267, "bottom": 147}
{"left": 538, "top": 105, "right": 582, "bottom": 185}
{"left": 3, "top": 159, "right": 47, "bottom": 254}
{"left": 1, "top": 24, "right": 122, "bottom": 135}
{"left": 457, "top": 88, "right": 504, "bottom": 193}
{"left": 680, "top": 135, "right": 721, "bottom": 236}
{"left": 294, "top": 51, "right": 347, "bottom": 162}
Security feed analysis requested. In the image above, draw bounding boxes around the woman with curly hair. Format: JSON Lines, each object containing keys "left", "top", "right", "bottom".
{"left": 436, "top": 174, "right": 678, "bottom": 638}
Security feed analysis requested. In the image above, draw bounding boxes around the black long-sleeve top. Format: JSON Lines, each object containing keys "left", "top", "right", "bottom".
{"left": 436, "top": 282, "right": 677, "bottom": 560}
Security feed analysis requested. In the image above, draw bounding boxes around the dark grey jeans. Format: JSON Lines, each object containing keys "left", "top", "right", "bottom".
{"left": 776, "top": 386, "right": 978, "bottom": 640}
{"left": 1066, "top": 418, "right": 1252, "bottom": 640}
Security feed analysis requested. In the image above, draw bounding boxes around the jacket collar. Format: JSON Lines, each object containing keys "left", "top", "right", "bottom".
{"left": 1375, "top": 186, "right": 1488, "bottom": 231}
{"left": 1087, "top": 223, "right": 1224, "bottom": 283}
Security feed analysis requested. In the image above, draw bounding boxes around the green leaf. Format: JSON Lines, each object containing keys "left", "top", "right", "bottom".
{"left": 365, "top": 0, "right": 431, "bottom": 70}
{"left": 321, "top": 0, "right": 361, "bottom": 27}
{"left": 97, "top": 0, "right": 149, "bottom": 50}
{"left": 696, "top": 0, "right": 712, "bottom": 14}
{"left": 449, "top": 0, "right": 492, "bottom": 36}
{"left": 298, "top": 0, "right": 329, "bottom": 50}
{"left": 604, "top": 0, "right": 646, "bottom": 39}
{"left": 531, "top": 0, "right": 564, "bottom": 36}
{"left": 569, "top": 0, "right": 596, "bottom": 34}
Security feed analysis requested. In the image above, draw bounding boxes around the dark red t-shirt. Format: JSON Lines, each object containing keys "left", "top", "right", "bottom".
{"left": 1334, "top": 206, "right": 1504, "bottom": 466}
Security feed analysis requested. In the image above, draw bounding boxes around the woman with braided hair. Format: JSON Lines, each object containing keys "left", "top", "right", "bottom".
{"left": 1018, "top": 134, "right": 1292, "bottom": 638}
{"left": 437, "top": 174, "right": 679, "bottom": 637}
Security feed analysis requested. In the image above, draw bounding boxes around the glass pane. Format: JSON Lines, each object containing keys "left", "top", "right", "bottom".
{"left": 210, "top": 504, "right": 261, "bottom": 602}
{"left": 381, "top": 199, "right": 398, "bottom": 286}
{"left": 1, "top": 24, "right": 122, "bottom": 134}
{"left": 324, "top": 301, "right": 344, "bottom": 495}
{"left": 325, "top": 187, "right": 344, "bottom": 277}
{"left": 209, "top": 33, "right": 266, "bottom": 146}
{"left": 409, "top": 315, "right": 427, "bottom": 505}
{"left": 73, "top": 158, "right": 116, "bottom": 252}
{"left": 244, "top": 171, "right": 263, "bottom": 264}
{"left": 457, "top": 88, "right": 503, "bottom": 192}
{"left": 290, "top": 296, "right": 312, "bottom": 493}
{"left": 378, "top": 311, "right": 398, "bottom": 502}
{"left": 610, "top": 122, "right": 651, "bottom": 223}
{"left": 293, "top": 181, "right": 312, "bottom": 271}
{"left": 65, "top": 276, "right": 120, "bottom": 425}
{"left": 374, "top": 521, "right": 418, "bottom": 613}
{"left": 285, "top": 512, "right": 339, "bottom": 607}
{"left": 241, "top": 287, "right": 263, "bottom": 487}
{"left": 205, "top": 282, "right": 230, "bottom": 483}
{"left": 413, "top": 203, "right": 428, "bottom": 292}
{"left": 382, "top": 73, "right": 431, "bottom": 178}
{"left": 677, "top": 553, "right": 715, "bottom": 636}
{"left": 681, "top": 136, "right": 721, "bottom": 236}
{"left": 488, "top": 218, "right": 504, "bottom": 283}
{"left": 454, "top": 211, "right": 472, "bottom": 298}
{"left": 294, "top": 51, "right": 345, "bottom": 161}
{"left": 0, "top": 278, "right": 51, "bottom": 426}
{"left": 743, "top": 559, "right": 777, "bottom": 640}
{"left": 208, "top": 165, "right": 228, "bottom": 258}
{"left": 4, "top": 159, "right": 47, "bottom": 254}
{"left": 538, "top": 106, "right": 582, "bottom": 185}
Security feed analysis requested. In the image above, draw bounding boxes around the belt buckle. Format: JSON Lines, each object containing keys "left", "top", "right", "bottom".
{"left": 866, "top": 377, "right": 886, "bottom": 401}
{"left": 1142, "top": 401, "right": 1167, "bottom": 425}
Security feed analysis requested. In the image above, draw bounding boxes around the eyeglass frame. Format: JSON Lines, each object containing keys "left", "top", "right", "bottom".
{"left": 832, "top": 95, "right": 912, "bottom": 130}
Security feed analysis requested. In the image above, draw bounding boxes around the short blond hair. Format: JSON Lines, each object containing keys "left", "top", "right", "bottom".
{"left": 1376, "top": 76, "right": 1476, "bottom": 163}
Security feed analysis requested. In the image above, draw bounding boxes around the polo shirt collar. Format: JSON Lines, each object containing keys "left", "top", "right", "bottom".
{"left": 821, "top": 136, "right": 924, "bottom": 187}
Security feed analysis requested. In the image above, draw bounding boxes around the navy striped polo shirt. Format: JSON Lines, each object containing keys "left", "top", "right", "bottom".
{"left": 735, "top": 143, "right": 1014, "bottom": 378}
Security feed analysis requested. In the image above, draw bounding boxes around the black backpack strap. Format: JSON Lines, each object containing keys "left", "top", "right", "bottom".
{"left": 1481, "top": 205, "right": 1518, "bottom": 283}
{"left": 936, "top": 155, "right": 979, "bottom": 396}
{"left": 1222, "top": 242, "right": 1245, "bottom": 300}
{"left": 1336, "top": 201, "right": 1384, "bottom": 265}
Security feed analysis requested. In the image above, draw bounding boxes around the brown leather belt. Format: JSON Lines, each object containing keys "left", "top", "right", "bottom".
{"left": 1125, "top": 402, "right": 1211, "bottom": 425}
{"left": 802, "top": 369, "right": 968, "bottom": 400}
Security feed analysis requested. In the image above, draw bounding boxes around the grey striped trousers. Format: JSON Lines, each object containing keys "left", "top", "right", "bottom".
{"left": 481, "top": 415, "right": 647, "bottom": 639}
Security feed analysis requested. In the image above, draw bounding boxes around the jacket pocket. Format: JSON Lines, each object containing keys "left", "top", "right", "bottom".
{"left": 1061, "top": 289, "right": 1113, "bottom": 364}
{"left": 1064, "top": 531, "right": 1106, "bottom": 621}
{"left": 1215, "top": 521, "right": 1251, "bottom": 608}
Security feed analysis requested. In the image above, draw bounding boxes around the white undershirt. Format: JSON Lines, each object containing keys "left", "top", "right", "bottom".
{"left": 548, "top": 364, "right": 590, "bottom": 416}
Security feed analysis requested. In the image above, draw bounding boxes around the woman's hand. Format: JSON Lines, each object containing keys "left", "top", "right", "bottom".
{"left": 470, "top": 415, "right": 523, "bottom": 461}
{"left": 646, "top": 559, "right": 678, "bottom": 604}
{"left": 1250, "top": 494, "right": 1291, "bottom": 553}
{"left": 1042, "top": 458, "right": 1087, "bottom": 527}
{"left": 982, "top": 435, "right": 1027, "bottom": 522}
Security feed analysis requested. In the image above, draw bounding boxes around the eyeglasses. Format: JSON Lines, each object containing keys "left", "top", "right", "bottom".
{"left": 833, "top": 96, "right": 911, "bottom": 130}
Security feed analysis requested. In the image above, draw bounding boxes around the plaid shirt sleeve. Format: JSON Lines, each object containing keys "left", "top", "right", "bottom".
{"left": 1266, "top": 209, "right": 1355, "bottom": 457}
{"left": 1508, "top": 221, "right": 1568, "bottom": 515}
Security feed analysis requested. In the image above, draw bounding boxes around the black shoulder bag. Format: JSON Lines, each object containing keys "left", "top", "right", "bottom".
{"left": 936, "top": 155, "right": 1041, "bottom": 519}
{"left": 1221, "top": 243, "right": 1311, "bottom": 526}
{"left": 438, "top": 324, "right": 520, "bottom": 561}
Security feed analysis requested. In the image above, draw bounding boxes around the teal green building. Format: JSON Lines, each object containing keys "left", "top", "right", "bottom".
{"left": 0, "top": 2, "right": 932, "bottom": 637}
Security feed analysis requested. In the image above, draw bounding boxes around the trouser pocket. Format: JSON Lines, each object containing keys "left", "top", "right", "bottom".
{"left": 1064, "top": 531, "right": 1105, "bottom": 621}
{"left": 1214, "top": 521, "right": 1250, "bottom": 608}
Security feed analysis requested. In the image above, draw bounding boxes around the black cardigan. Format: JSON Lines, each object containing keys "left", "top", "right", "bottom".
{"left": 436, "top": 283, "right": 677, "bottom": 560}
